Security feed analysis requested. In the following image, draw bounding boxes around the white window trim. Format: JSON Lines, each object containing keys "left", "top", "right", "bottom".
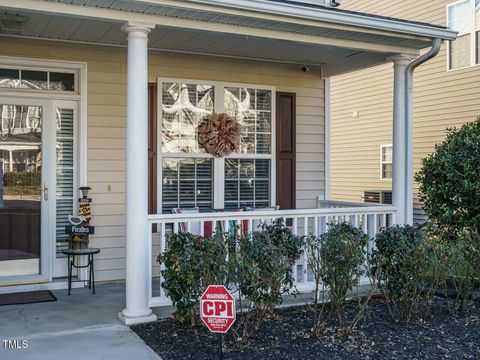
{"left": 380, "top": 144, "right": 392, "bottom": 181}
{"left": 446, "top": 0, "right": 478, "bottom": 71}
{"left": 157, "top": 77, "right": 276, "bottom": 213}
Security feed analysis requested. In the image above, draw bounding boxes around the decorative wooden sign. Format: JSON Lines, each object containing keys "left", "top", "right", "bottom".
{"left": 65, "top": 225, "right": 95, "bottom": 235}
{"left": 78, "top": 198, "right": 92, "bottom": 222}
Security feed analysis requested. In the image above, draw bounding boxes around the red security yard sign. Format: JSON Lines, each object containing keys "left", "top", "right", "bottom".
{"left": 200, "top": 285, "right": 236, "bottom": 333}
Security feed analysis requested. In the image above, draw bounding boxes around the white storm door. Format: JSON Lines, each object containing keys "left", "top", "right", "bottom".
{"left": 0, "top": 97, "right": 55, "bottom": 283}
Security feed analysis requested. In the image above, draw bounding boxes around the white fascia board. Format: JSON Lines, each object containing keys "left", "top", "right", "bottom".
{"left": 2, "top": 0, "right": 457, "bottom": 43}
{"left": 0, "top": 0, "right": 421, "bottom": 54}
{"left": 178, "top": 0, "right": 458, "bottom": 40}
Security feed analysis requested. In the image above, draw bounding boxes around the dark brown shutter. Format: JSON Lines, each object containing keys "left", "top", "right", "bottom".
{"left": 276, "top": 92, "right": 296, "bottom": 210}
{"left": 148, "top": 83, "right": 157, "bottom": 215}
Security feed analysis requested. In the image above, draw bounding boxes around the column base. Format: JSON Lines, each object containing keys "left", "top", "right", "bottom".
{"left": 118, "top": 311, "right": 157, "bottom": 325}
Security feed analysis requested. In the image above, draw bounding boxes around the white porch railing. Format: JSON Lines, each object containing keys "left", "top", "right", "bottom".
{"left": 147, "top": 205, "right": 396, "bottom": 308}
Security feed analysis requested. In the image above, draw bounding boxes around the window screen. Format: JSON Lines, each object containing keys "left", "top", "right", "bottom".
{"left": 448, "top": 0, "right": 475, "bottom": 69}
{"left": 224, "top": 159, "right": 270, "bottom": 209}
{"left": 162, "top": 158, "right": 213, "bottom": 213}
{"left": 161, "top": 82, "right": 214, "bottom": 153}
{"left": 224, "top": 87, "right": 272, "bottom": 154}
{"left": 381, "top": 145, "right": 393, "bottom": 180}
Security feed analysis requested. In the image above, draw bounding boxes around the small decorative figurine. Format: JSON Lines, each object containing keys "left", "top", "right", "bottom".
{"left": 66, "top": 186, "right": 95, "bottom": 250}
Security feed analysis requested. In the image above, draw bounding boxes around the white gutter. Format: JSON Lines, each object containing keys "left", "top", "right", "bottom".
{"left": 404, "top": 38, "right": 442, "bottom": 224}
{"left": 179, "top": 0, "right": 457, "bottom": 40}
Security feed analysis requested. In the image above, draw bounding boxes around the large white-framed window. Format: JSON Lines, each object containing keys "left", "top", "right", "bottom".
{"left": 447, "top": 0, "right": 480, "bottom": 69}
{"left": 380, "top": 144, "right": 392, "bottom": 181}
{"left": 158, "top": 78, "right": 276, "bottom": 213}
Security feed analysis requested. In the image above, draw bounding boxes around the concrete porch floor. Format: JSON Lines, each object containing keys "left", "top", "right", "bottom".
{"left": 0, "top": 282, "right": 173, "bottom": 360}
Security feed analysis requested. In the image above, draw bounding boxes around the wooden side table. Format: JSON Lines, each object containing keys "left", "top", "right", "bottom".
{"left": 61, "top": 248, "right": 100, "bottom": 295}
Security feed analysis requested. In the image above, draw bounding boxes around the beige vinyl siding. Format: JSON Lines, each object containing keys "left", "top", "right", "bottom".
{"left": 331, "top": 0, "right": 480, "bottom": 222}
{"left": 0, "top": 37, "right": 325, "bottom": 282}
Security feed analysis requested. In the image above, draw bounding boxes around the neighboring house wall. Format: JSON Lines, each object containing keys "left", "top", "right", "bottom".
{"left": 330, "top": 0, "right": 480, "bottom": 223}
{"left": 0, "top": 37, "right": 325, "bottom": 281}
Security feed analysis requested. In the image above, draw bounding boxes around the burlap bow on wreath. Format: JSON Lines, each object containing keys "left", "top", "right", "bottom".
{"left": 198, "top": 113, "right": 242, "bottom": 157}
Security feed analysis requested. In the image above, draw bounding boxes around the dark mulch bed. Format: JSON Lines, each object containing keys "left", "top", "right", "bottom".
{"left": 131, "top": 298, "right": 480, "bottom": 360}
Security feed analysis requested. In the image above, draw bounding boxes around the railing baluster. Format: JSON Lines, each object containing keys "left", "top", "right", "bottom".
{"left": 318, "top": 215, "right": 325, "bottom": 234}
{"left": 159, "top": 222, "right": 166, "bottom": 298}
{"left": 367, "top": 214, "right": 378, "bottom": 253}
{"left": 350, "top": 215, "right": 358, "bottom": 227}
{"left": 292, "top": 217, "right": 299, "bottom": 283}
{"left": 303, "top": 217, "right": 308, "bottom": 283}
{"left": 381, "top": 213, "right": 387, "bottom": 229}
{"left": 147, "top": 221, "right": 153, "bottom": 302}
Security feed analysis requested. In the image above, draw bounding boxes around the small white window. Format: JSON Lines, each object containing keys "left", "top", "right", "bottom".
{"left": 447, "top": 0, "right": 480, "bottom": 69}
{"left": 380, "top": 145, "right": 392, "bottom": 180}
{"left": 0, "top": 67, "right": 76, "bottom": 91}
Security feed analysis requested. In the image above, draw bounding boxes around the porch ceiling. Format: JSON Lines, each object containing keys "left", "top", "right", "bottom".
{"left": 0, "top": 0, "right": 457, "bottom": 76}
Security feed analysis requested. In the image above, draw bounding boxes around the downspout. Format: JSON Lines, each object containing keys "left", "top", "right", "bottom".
{"left": 404, "top": 38, "right": 442, "bottom": 224}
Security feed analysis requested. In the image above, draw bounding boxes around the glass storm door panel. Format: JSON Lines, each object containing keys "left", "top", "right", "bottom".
{"left": 0, "top": 102, "right": 46, "bottom": 278}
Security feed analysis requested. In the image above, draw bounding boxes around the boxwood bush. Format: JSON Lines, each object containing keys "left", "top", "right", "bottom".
{"left": 370, "top": 225, "right": 439, "bottom": 323}
{"left": 305, "top": 222, "right": 371, "bottom": 335}
{"left": 231, "top": 219, "right": 303, "bottom": 339}
{"left": 158, "top": 232, "right": 228, "bottom": 325}
{"left": 415, "top": 118, "right": 480, "bottom": 238}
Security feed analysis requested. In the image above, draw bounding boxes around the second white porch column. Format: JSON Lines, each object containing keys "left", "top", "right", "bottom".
{"left": 119, "top": 23, "right": 157, "bottom": 325}
{"left": 390, "top": 55, "right": 411, "bottom": 225}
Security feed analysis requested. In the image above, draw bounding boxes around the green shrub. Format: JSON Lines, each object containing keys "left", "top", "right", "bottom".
{"left": 436, "top": 232, "right": 480, "bottom": 311}
{"left": 231, "top": 219, "right": 303, "bottom": 340}
{"left": 305, "top": 223, "right": 370, "bottom": 334}
{"left": 415, "top": 118, "right": 480, "bottom": 238}
{"left": 371, "top": 225, "right": 438, "bottom": 323}
{"left": 158, "top": 232, "right": 228, "bottom": 325}
{"left": 415, "top": 118, "right": 480, "bottom": 309}
{"left": 3, "top": 172, "right": 41, "bottom": 187}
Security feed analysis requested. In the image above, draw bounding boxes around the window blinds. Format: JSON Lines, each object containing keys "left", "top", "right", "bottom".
{"left": 55, "top": 108, "right": 75, "bottom": 252}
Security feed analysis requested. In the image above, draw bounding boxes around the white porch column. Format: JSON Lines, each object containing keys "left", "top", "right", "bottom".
{"left": 119, "top": 22, "right": 157, "bottom": 325}
{"left": 390, "top": 55, "right": 412, "bottom": 225}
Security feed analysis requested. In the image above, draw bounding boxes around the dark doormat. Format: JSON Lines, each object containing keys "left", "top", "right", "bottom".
{"left": 0, "top": 290, "right": 57, "bottom": 306}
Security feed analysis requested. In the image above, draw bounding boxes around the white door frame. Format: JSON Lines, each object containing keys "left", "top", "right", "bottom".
{"left": 0, "top": 56, "right": 87, "bottom": 286}
{"left": 0, "top": 96, "right": 55, "bottom": 285}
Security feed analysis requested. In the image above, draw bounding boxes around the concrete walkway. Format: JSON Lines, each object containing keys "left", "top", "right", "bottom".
{"left": 0, "top": 283, "right": 163, "bottom": 360}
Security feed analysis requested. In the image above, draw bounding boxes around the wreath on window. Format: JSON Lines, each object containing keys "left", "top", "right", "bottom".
{"left": 198, "top": 112, "right": 242, "bottom": 157}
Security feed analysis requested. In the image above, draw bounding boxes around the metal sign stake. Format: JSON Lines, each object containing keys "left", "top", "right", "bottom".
{"left": 218, "top": 333, "right": 223, "bottom": 360}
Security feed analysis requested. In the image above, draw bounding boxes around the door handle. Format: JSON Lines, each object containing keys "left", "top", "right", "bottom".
{"left": 43, "top": 181, "right": 48, "bottom": 201}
